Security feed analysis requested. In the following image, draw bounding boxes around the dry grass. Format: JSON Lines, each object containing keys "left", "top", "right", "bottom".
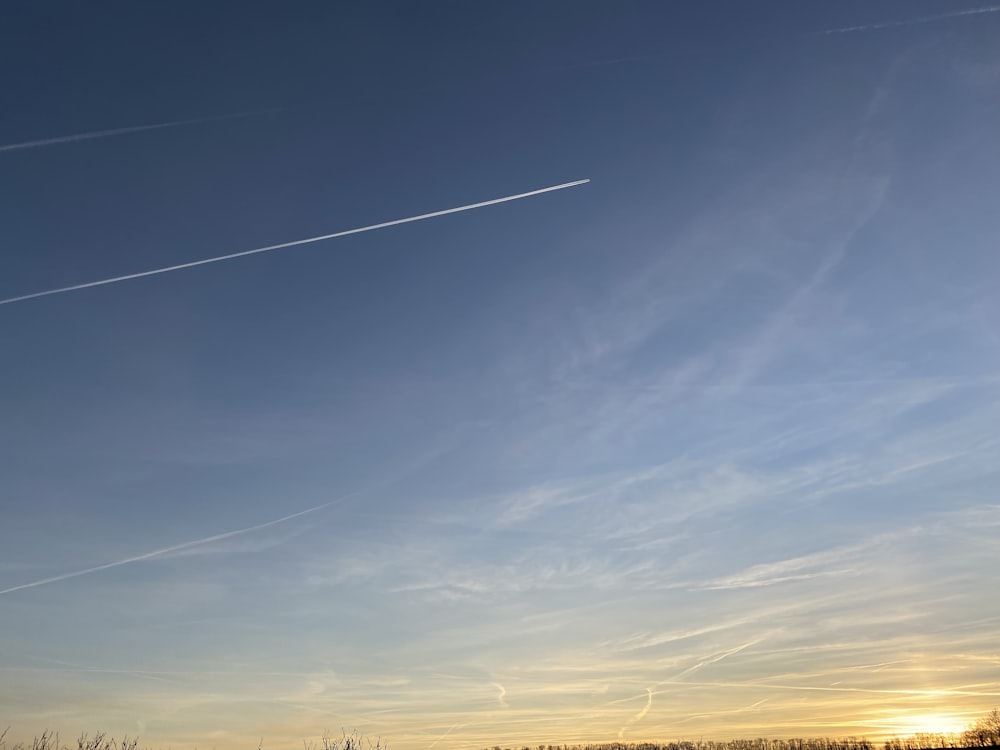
{"left": 2, "top": 709, "right": 997, "bottom": 750}
{"left": 0, "top": 730, "right": 137, "bottom": 750}
{"left": 0, "top": 729, "right": 384, "bottom": 750}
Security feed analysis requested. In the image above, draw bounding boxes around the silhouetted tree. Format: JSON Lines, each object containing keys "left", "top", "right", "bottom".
{"left": 960, "top": 708, "right": 1000, "bottom": 747}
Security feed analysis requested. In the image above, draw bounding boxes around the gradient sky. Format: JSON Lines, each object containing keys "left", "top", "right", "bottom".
{"left": 2, "top": 2, "right": 999, "bottom": 749}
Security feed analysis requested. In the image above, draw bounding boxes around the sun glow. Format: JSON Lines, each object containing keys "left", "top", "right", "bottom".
{"left": 888, "top": 712, "right": 968, "bottom": 737}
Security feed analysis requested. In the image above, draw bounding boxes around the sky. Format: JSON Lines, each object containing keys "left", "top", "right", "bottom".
{"left": 1, "top": 2, "right": 999, "bottom": 748}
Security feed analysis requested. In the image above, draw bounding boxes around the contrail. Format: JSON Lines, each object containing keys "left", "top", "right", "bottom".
{"left": 618, "top": 687, "right": 653, "bottom": 740}
{"left": 673, "top": 638, "right": 763, "bottom": 680}
{"left": 427, "top": 724, "right": 464, "bottom": 750}
{"left": 821, "top": 4, "right": 1000, "bottom": 34}
{"left": 492, "top": 681, "right": 508, "bottom": 708}
{"left": 0, "top": 108, "right": 278, "bottom": 154}
{"left": 0, "top": 179, "right": 590, "bottom": 307}
{"left": 516, "top": 4, "right": 1000, "bottom": 78}
{"left": 0, "top": 499, "right": 341, "bottom": 596}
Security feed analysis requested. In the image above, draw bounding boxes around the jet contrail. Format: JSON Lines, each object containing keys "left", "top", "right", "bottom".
{"left": 821, "top": 4, "right": 1000, "bottom": 34}
{"left": 0, "top": 179, "right": 590, "bottom": 308}
{"left": 427, "top": 724, "right": 464, "bottom": 750}
{"left": 0, "top": 108, "right": 278, "bottom": 154}
{"left": 4, "top": 1, "right": 994, "bottom": 156}
{"left": 492, "top": 681, "right": 508, "bottom": 708}
{"left": 673, "top": 638, "right": 763, "bottom": 680}
{"left": 511, "top": 4, "right": 1000, "bottom": 78}
{"left": 0, "top": 499, "right": 342, "bottom": 596}
{"left": 618, "top": 687, "right": 653, "bottom": 740}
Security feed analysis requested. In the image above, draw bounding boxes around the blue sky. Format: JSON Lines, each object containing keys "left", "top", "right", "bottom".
{"left": 2, "top": 2, "right": 999, "bottom": 748}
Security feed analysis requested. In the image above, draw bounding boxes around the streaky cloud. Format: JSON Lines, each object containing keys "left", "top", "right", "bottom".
{"left": 0, "top": 180, "right": 590, "bottom": 308}
{"left": 0, "top": 498, "right": 347, "bottom": 597}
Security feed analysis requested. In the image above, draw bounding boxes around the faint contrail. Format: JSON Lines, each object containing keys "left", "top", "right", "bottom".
{"left": 0, "top": 499, "right": 341, "bottom": 596}
{"left": 427, "top": 724, "right": 464, "bottom": 750}
{"left": 821, "top": 4, "right": 1000, "bottom": 34}
{"left": 674, "top": 638, "right": 763, "bottom": 680}
{"left": 0, "top": 108, "right": 278, "bottom": 154}
{"left": 0, "top": 179, "right": 590, "bottom": 307}
{"left": 517, "top": 4, "right": 1000, "bottom": 78}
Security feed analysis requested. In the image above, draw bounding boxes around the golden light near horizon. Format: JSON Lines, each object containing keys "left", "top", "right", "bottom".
{"left": 881, "top": 713, "right": 970, "bottom": 738}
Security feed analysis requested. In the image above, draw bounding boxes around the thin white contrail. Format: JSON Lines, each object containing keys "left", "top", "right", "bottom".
{"left": 0, "top": 108, "right": 278, "bottom": 154}
{"left": 0, "top": 179, "right": 590, "bottom": 307}
{"left": 821, "top": 4, "right": 1000, "bottom": 34}
{"left": 0, "top": 499, "right": 341, "bottom": 596}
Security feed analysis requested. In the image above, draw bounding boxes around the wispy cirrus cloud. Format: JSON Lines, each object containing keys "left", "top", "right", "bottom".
{"left": 697, "top": 530, "right": 917, "bottom": 591}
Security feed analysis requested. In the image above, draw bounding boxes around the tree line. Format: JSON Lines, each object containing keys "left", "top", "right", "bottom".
{"left": 488, "top": 707, "right": 1000, "bottom": 750}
